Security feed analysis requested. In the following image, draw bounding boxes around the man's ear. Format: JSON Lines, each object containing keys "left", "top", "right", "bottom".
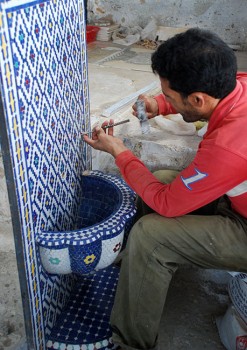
{"left": 187, "top": 92, "right": 205, "bottom": 108}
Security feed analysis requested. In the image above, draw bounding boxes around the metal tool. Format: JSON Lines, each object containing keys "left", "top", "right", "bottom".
{"left": 81, "top": 119, "right": 130, "bottom": 135}
{"left": 136, "top": 99, "right": 150, "bottom": 134}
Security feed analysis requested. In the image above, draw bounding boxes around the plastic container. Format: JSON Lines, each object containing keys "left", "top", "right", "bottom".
{"left": 86, "top": 25, "right": 100, "bottom": 43}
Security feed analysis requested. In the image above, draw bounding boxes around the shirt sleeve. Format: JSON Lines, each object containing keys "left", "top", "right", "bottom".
{"left": 115, "top": 145, "right": 247, "bottom": 217}
{"left": 154, "top": 94, "right": 178, "bottom": 115}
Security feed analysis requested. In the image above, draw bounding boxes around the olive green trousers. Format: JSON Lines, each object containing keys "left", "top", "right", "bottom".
{"left": 110, "top": 170, "right": 247, "bottom": 350}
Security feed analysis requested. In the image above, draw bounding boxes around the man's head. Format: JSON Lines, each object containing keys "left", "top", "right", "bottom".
{"left": 151, "top": 28, "right": 237, "bottom": 122}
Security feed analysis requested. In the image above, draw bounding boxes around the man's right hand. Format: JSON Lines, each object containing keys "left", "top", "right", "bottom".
{"left": 132, "top": 94, "right": 159, "bottom": 119}
{"left": 83, "top": 120, "right": 128, "bottom": 159}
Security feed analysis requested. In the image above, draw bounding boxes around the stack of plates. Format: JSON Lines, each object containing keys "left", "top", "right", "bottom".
{"left": 96, "top": 24, "right": 120, "bottom": 41}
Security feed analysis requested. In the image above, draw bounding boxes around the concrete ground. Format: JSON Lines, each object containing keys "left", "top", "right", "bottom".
{"left": 0, "top": 40, "right": 246, "bottom": 349}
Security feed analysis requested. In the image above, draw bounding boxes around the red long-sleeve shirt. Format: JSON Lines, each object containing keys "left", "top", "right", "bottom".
{"left": 115, "top": 73, "right": 247, "bottom": 218}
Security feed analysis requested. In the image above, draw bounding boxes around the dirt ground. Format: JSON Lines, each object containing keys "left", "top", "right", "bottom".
{"left": 160, "top": 268, "right": 229, "bottom": 349}
{"left": 0, "top": 224, "right": 26, "bottom": 350}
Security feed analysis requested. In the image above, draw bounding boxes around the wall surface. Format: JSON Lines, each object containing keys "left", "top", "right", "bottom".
{"left": 88, "top": 0, "right": 247, "bottom": 49}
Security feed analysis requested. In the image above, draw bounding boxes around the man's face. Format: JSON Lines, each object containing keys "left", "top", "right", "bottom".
{"left": 160, "top": 78, "right": 205, "bottom": 123}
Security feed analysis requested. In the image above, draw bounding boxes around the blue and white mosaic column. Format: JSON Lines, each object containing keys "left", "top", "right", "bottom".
{"left": 0, "top": 0, "right": 91, "bottom": 348}
{"left": 0, "top": 1, "right": 137, "bottom": 349}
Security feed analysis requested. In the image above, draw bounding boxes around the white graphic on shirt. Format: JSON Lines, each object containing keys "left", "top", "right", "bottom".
{"left": 181, "top": 168, "right": 208, "bottom": 190}
{"left": 226, "top": 180, "right": 247, "bottom": 197}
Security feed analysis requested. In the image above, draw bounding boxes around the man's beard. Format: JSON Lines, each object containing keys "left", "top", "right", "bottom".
{"left": 181, "top": 110, "right": 205, "bottom": 123}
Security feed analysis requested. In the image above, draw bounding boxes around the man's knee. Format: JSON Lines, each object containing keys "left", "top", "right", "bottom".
{"left": 128, "top": 214, "right": 186, "bottom": 268}
{"left": 130, "top": 213, "right": 184, "bottom": 249}
{"left": 129, "top": 213, "right": 171, "bottom": 248}
{"left": 127, "top": 215, "right": 157, "bottom": 253}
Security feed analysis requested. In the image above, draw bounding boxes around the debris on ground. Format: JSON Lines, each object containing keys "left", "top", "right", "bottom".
{"left": 136, "top": 39, "right": 159, "bottom": 50}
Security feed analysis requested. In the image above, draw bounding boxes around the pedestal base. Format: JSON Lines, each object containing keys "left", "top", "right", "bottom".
{"left": 47, "top": 265, "right": 119, "bottom": 349}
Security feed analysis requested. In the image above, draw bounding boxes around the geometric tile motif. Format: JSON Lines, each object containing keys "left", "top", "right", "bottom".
{"left": 47, "top": 266, "right": 120, "bottom": 349}
{"left": 37, "top": 172, "right": 137, "bottom": 246}
{"left": 40, "top": 247, "right": 72, "bottom": 275}
{"left": 69, "top": 240, "right": 102, "bottom": 275}
{"left": 37, "top": 172, "right": 137, "bottom": 275}
{"left": 40, "top": 272, "right": 77, "bottom": 337}
{"left": 228, "top": 276, "right": 247, "bottom": 325}
{"left": 228, "top": 272, "right": 247, "bottom": 282}
{"left": 95, "top": 230, "right": 124, "bottom": 271}
{"left": 46, "top": 341, "right": 117, "bottom": 350}
{"left": 0, "top": 0, "right": 90, "bottom": 348}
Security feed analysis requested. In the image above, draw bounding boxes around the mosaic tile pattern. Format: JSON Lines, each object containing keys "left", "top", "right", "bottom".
{"left": 229, "top": 274, "right": 247, "bottom": 325}
{"left": 37, "top": 172, "right": 136, "bottom": 275}
{"left": 0, "top": 0, "right": 91, "bottom": 348}
{"left": 46, "top": 265, "right": 119, "bottom": 349}
{"left": 0, "top": 1, "right": 137, "bottom": 348}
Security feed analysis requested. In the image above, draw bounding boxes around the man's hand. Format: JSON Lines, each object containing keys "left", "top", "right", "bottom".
{"left": 132, "top": 94, "right": 159, "bottom": 119}
{"left": 83, "top": 119, "right": 128, "bottom": 158}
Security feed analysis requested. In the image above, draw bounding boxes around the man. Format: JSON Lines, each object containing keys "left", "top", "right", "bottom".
{"left": 84, "top": 28, "right": 247, "bottom": 350}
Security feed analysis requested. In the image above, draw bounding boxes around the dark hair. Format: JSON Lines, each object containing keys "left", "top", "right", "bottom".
{"left": 151, "top": 28, "right": 237, "bottom": 99}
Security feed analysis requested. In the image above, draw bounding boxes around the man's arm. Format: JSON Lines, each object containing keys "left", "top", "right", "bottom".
{"left": 84, "top": 125, "right": 247, "bottom": 218}
{"left": 154, "top": 94, "right": 178, "bottom": 115}
{"left": 114, "top": 145, "right": 247, "bottom": 217}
